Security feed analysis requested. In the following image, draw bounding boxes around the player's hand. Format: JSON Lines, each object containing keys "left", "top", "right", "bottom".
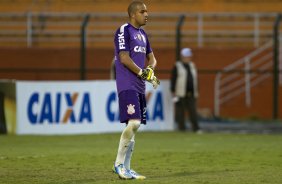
{"left": 139, "top": 66, "right": 154, "bottom": 81}
{"left": 146, "top": 65, "right": 154, "bottom": 71}
{"left": 150, "top": 76, "right": 160, "bottom": 89}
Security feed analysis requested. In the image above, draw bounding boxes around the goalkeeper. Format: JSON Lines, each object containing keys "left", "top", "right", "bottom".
{"left": 112, "top": 0, "right": 160, "bottom": 180}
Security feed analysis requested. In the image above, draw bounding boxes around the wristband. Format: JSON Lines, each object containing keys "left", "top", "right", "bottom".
{"left": 138, "top": 69, "right": 142, "bottom": 76}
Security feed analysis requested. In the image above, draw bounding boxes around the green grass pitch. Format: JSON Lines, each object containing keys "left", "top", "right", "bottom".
{"left": 1, "top": 132, "right": 282, "bottom": 184}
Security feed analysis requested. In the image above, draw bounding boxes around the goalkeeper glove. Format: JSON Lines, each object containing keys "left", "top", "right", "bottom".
{"left": 150, "top": 76, "right": 160, "bottom": 89}
{"left": 138, "top": 65, "right": 154, "bottom": 81}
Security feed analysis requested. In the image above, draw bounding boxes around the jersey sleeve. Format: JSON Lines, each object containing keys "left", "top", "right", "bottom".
{"left": 144, "top": 31, "right": 153, "bottom": 55}
{"left": 114, "top": 23, "right": 130, "bottom": 53}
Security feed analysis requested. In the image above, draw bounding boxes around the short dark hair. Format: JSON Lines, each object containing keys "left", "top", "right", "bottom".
{"left": 127, "top": 0, "right": 144, "bottom": 17}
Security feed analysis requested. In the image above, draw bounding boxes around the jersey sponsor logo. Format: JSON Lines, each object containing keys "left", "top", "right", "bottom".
{"left": 118, "top": 24, "right": 128, "bottom": 50}
{"left": 134, "top": 46, "right": 146, "bottom": 53}
{"left": 27, "top": 92, "right": 92, "bottom": 124}
{"left": 118, "top": 32, "right": 126, "bottom": 50}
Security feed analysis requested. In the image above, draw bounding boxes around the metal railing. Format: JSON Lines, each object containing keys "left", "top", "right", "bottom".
{"left": 214, "top": 40, "right": 276, "bottom": 116}
{"left": 0, "top": 12, "right": 279, "bottom": 48}
{"left": 272, "top": 14, "right": 282, "bottom": 119}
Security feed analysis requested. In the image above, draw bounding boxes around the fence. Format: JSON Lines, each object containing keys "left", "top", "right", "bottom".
{"left": 214, "top": 40, "right": 274, "bottom": 116}
{"left": 0, "top": 12, "right": 279, "bottom": 48}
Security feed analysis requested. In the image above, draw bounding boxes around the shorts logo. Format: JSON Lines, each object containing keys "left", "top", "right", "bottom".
{"left": 127, "top": 104, "right": 135, "bottom": 115}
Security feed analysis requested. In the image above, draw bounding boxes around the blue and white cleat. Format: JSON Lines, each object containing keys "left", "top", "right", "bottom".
{"left": 113, "top": 164, "right": 133, "bottom": 180}
{"left": 129, "top": 169, "right": 146, "bottom": 180}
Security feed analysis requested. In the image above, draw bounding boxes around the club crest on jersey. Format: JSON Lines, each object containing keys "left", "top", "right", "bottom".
{"left": 134, "top": 33, "right": 146, "bottom": 43}
{"left": 141, "top": 34, "right": 146, "bottom": 43}
{"left": 127, "top": 104, "right": 135, "bottom": 115}
{"left": 137, "top": 34, "right": 142, "bottom": 41}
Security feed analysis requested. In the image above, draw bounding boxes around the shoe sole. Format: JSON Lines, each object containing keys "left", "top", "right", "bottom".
{"left": 112, "top": 166, "right": 133, "bottom": 180}
{"left": 113, "top": 168, "right": 146, "bottom": 180}
{"left": 132, "top": 176, "right": 146, "bottom": 180}
{"left": 118, "top": 175, "right": 133, "bottom": 180}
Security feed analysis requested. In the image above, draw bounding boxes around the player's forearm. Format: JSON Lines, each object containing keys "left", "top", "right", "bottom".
{"left": 147, "top": 52, "right": 157, "bottom": 69}
{"left": 148, "top": 58, "right": 157, "bottom": 69}
{"left": 119, "top": 51, "right": 142, "bottom": 75}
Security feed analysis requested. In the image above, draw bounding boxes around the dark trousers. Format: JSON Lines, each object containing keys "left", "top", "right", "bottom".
{"left": 0, "top": 92, "right": 7, "bottom": 134}
{"left": 175, "top": 96, "right": 199, "bottom": 132}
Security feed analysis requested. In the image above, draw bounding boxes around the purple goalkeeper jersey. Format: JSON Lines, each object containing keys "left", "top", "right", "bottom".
{"left": 114, "top": 23, "right": 152, "bottom": 94}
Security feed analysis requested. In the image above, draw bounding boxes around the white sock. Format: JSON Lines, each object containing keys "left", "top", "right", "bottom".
{"left": 124, "top": 139, "right": 135, "bottom": 170}
{"left": 115, "top": 120, "right": 140, "bottom": 166}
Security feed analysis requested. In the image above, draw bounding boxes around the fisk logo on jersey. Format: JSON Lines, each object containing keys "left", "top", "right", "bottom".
{"left": 27, "top": 92, "right": 92, "bottom": 124}
{"left": 118, "top": 32, "right": 126, "bottom": 49}
{"left": 118, "top": 23, "right": 128, "bottom": 50}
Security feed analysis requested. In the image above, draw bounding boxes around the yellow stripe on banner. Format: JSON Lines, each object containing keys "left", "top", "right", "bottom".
{"left": 62, "top": 93, "right": 79, "bottom": 123}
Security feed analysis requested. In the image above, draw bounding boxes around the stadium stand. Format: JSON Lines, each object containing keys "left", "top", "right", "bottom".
{"left": 0, "top": 12, "right": 278, "bottom": 48}
{"left": 0, "top": 0, "right": 281, "bottom": 48}
{"left": 0, "top": 0, "right": 282, "bottom": 13}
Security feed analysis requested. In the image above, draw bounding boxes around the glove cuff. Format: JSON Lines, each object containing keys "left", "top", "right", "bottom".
{"left": 147, "top": 65, "right": 154, "bottom": 70}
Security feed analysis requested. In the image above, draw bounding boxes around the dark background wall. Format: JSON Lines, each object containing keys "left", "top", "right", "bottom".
{"left": 2, "top": 47, "right": 281, "bottom": 119}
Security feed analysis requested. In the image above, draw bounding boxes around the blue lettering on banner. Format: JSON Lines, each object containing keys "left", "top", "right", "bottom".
{"left": 152, "top": 92, "right": 164, "bottom": 121}
{"left": 39, "top": 93, "right": 53, "bottom": 123}
{"left": 79, "top": 93, "right": 92, "bottom": 122}
{"left": 55, "top": 93, "right": 61, "bottom": 122}
{"left": 28, "top": 93, "right": 39, "bottom": 124}
{"left": 27, "top": 92, "right": 92, "bottom": 124}
{"left": 106, "top": 92, "right": 119, "bottom": 122}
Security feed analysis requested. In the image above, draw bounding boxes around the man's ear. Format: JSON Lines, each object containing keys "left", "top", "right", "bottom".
{"left": 130, "top": 12, "right": 135, "bottom": 18}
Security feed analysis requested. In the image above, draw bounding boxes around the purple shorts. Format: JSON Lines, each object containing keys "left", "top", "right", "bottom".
{"left": 118, "top": 90, "right": 147, "bottom": 124}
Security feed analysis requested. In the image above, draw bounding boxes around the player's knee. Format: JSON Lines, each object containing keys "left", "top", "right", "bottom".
{"left": 128, "top": 119, "right": 141, "bottom": 131}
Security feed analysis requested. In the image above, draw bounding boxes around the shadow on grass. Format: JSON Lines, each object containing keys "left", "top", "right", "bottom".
{"left": 52, "top": 171, "right": 121, "bottom": 184}
{"left": 46, "top": 170, "right": 239, "bottom": 183}
{"left": 151, "top": 169, "right": 238, "bottom": 179}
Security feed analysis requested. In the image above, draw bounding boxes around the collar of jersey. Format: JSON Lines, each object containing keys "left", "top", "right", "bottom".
{"left": 127, "top": 23, "right": 141, "bottom": 30}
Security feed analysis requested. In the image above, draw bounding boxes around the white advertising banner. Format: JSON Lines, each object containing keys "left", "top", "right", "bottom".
{"left": 16, "top": 80, "right": 174, "bottom": 135}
